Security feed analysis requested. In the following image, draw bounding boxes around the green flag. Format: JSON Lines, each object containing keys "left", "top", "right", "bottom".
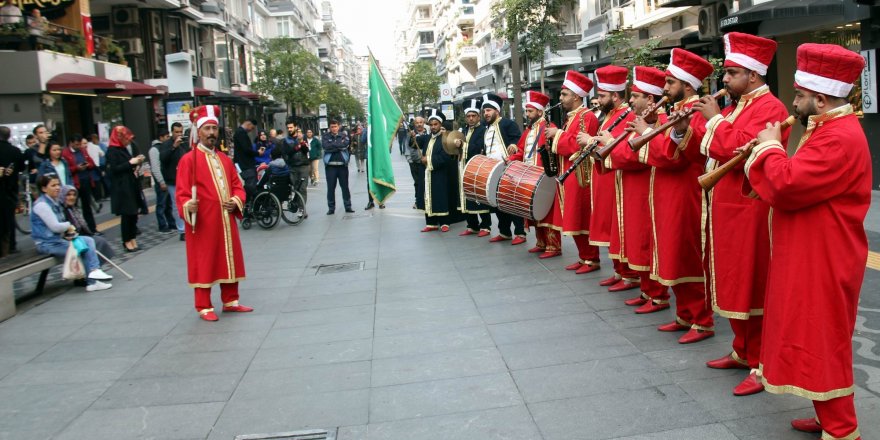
{"left": 366, "top": 54, "right": 402, "bottom": 205}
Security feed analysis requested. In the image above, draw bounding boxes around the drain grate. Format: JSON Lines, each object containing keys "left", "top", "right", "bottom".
{"left": 342, "top": 213, "right": 372, "bottom": 220}
{"left": 234, "top": 429, "right": 336, "bottom": 440}
{"left": 314, "top": 261, "right": 365, "bottom": 275}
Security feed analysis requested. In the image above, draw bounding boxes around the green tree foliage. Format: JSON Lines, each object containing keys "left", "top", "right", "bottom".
{"left": 604, "top": 31, "right": 664, "bottom": 69}
{"left": 320, "top": 79, "right": 365, "bottom": 121}
{"left": 251, "top": 38, "right": 323, "bottom": 114}
{"left": 395, "top": 61, "right": 442, "bottom": 112}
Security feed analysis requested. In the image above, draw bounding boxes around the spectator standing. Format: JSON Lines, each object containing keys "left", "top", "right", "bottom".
{"left": 26, "top": 124, "right": 50, "bottom": 183}
{"left": 0, "top": 2, "right": 22, "bottom": 25}
{"left": 232, "top": 119, "right": 258, "bottom": 201}
{"left": 306, "top": 129, "right": 322, "bottom": 186}
{"left": 352, "top": 124, "right": 366, "bottom": 173}
{"left": 160, "top": 122, "right": 189, "bottom": 241}
{"left": 106, "top": 126, "right": 145, "bottom": 252}
{"left": 37, "top": 141, "right": 71, "bottom": 186}
{"left": 61, "top": 134, "right": 98, "bottom": 233}
{"left": 396, "top": 120, "right": 408, "bottom": 155}
{"left": 27, "top": 8, "right": 47, "bottom": 36}
{"left": 253, "top": 130, "right": 273, "bottom": 166}
{"left": 149, "top": 129, "right": 176, "bottom": 233}
{"left": 406, "top": 116, "right": 428, "bottom": 210}
{"left": 280, "top": 122, "right": 310, "bottom": 205}
{"left": 0, "top": 126, "right": 23, "bottom": 256}
{"left": 86, "top": 134, "right": 105, "bottom": 199}
{"left": 322, "top": 119, "right": 353, "bottom": 214}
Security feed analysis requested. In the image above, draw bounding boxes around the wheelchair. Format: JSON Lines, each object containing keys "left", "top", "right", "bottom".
{"left": 241, "top": 170, "right": 307, "bottom": 230}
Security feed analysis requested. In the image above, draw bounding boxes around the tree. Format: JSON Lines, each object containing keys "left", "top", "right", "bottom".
{"left": 251, "top": 38, "right": 323, "bottom": 115}
{"left": 605, "top": 31, "right": 664, "bottom": 69}
{"left": 395, "top": 61, "right": 442, "bottom": 113}
{"left": 492, "top": 0, "right": 576, "bottom": 123}
{"left": 319, "top": 79, "right": 365, "bottom": 122}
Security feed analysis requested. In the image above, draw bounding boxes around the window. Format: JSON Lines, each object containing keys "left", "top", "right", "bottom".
{"left": 419, "top": 31, "right": 434, "bottom": 45}
{"left": 276, "top": 17, "right": 291, "bottom": 37}
{"left": 417, "top": 6, "right": 431, "bottom": 19}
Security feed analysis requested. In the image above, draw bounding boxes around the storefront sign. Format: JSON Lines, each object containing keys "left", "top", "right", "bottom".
{"left": 440, "top": 103, "right": 454, "bottom": 120}
{"left": 166, "top": 100, "right": 194, "bottom": 132}
{"left": 861, "top": 49, "right": 876, "bottom": 114}
{"left": 10, "top": 0, "right": 75, "bottom": 12}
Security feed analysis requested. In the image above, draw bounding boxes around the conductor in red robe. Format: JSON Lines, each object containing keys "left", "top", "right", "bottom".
{"left": 545, "top": 70, "right": 601, "bottom": 274}
{"left": 745, "top": 43, "right": 869, "bottom": 440}
{"left": 176, "top": 105, "right": 253, "bottom": 321}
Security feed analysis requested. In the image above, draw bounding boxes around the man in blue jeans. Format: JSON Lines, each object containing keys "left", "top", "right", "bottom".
{"left": 159, "top": 122, "right": 189, "bottom": 240}
{"left": 322, "top": 119, "right": 354, "bottom": 215}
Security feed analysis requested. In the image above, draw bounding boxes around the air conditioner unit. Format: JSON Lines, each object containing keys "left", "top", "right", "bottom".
{"left": 698, "top": 2, "right": 731, "bottom": 41}
{"left": 149, "top": 11, "right": 163, "bottom": 41}
{"left": 118, "top": 38, "right": 144, "bottom": 55}
{"left": 112, "top": 6, "right": 139, "bottom": 27}
{"left": 187, "top": 49, "right": 198, "bottom": 76}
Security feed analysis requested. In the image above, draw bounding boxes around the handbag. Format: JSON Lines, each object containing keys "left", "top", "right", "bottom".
{"left": 71, "top": 236, "right": 89, "bottom": 254}
{"left": 62, "top": 241, "right": 86, "bottom": 280}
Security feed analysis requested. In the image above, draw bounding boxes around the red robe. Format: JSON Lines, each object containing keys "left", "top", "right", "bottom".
{"left": 650, "top": 97, "right": 704, "bottom": 285}
{"left": 675, "top": 87, "right": 789, "bottom": 320}
{"left": 745, "top": 105, "right": 871, "bottom": 400}
{"left": 176, "top": 145, "right": 247, "bottom": 288}
{"left": 550, "top": 106, "right": 599, "bottom": 235}
{"left": 605, "top": 115, "right": 664, "bottom": 272}
{"left": 589, "top": 104, "right": 630, "bottom": 246}
{"left": 509, "top": 119, "right": 558, "bottom": 229}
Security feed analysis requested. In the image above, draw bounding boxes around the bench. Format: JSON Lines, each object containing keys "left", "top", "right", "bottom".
{"left": 0, "top": 250, "right": 62, "bottom": 322}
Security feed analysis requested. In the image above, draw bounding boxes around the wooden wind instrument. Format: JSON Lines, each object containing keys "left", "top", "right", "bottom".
{"left": 627, "top": 89, "right": 728, "bottom": 152}
{"left": 556, "top": 107, "right": 632, "bottom": 183}
{"left": 593, "top": 96, "right": 669, "bottom": 161}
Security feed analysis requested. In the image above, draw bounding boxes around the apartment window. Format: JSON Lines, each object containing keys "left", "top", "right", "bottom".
{"left": 417, "top": 6, "right": 431, "bottom": 19}
{"left": 599, "top": 0, "right": 633, "bottom": 15}
{"left": 277, "top": 17, "right": 292, "bottom": 37}
{"left": 419, "top": 31, "right": 434, "bottom": 45}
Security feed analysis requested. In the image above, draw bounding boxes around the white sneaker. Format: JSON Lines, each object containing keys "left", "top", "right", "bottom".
{"left": 86, "top": 281, "right": 112, "bottom": 292}
{"left": 88, "top": 269, "right": 113, "bottom": 281}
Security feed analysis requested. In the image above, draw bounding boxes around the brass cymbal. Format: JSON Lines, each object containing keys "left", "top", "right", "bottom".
{"left": 443, "top": 130, "right": 465, "bottom": 156}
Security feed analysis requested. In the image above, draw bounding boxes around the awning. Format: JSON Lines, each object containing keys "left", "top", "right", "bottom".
{"left": 232, "top": 90, "right": 261, "bottom": 100}
{"left": 46, "top": 73, "right": 125, "bottom": 93}
{"left": 112, "top": 80, "right": 160, "bottom": 96}
{"left": 719, "top": 0, "right": 869, "bottom": 34}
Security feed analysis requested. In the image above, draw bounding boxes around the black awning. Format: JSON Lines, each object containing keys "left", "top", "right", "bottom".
{"left": 720, "top": 0, "right": 869, "bottom": 33}
{"left": 658, "top": 0, "right": 702, "bottom": 6}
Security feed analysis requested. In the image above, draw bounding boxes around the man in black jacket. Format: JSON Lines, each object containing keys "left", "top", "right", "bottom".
{"left": 232, "top": 119, "right": 258, "bottom": 201}
{"left": 322, "top": 119, "right": 354, "bottom": 214}
{"left": 0, "top": 126, "right": 23, "bottom": 256}
{"left": 280, "top": 120, "right": 310, "bottom": 206}
{"left": 159, "top": 122, "right": 190, "bottom": 240}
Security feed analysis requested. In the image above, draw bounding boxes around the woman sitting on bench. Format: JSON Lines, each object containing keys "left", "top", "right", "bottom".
{"left": 30, "top": 174, "right": 113, "bottom": 292}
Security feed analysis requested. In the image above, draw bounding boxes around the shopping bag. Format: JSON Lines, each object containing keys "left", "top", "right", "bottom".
{"left": 62, "top": 242, "right": 86, "bottom": 280}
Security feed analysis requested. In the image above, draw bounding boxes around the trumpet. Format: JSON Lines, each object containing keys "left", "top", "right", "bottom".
{"left": 593, "top": 96, "right": 669, "bottom": 161}
{"left": 697, "top": 115, "right": 796, "bottom": 190}
{"left": 556, "top": 107, "right": 632, "bottom": 183}
{"left": 627, "top": 89, "right": 728, "bottom": 152}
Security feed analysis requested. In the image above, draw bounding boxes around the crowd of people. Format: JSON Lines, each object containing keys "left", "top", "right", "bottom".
{"left": 407, "top": 34, "right": 871, "bottom": 440}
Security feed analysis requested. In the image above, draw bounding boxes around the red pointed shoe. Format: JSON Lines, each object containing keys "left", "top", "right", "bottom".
{"left": 575, "top": 263, "right": 600, "bottom": 274}
{"left": 440, "top": 225, "right": 450, "bottom": 232}
{"left": 539, "top": 251, "right": 561, "bottom": 259}
{"left": 421, "top": 226, "right": 438, "bottom": 232}
{"left": 608, "top": 280, "right": 639, "bottom": 292}
{"left": 658, "top": 321, "right": 689, "bottom": 332}
{"left": 599, "top": 276, "right": 619, "bottom": 286}
{"left": 706, "top": 354, "right": 749, "bottom": 370}
{"left": 790, "top": 418, "right": 822, "bottom": 433}
{"left": 510, "top": 236, "right": 526, "bottom": 246}
{"left": 488, "top": 235, "right": 509, "bottom": 243}
{"left": 678, "top": 328, "right": 715, "bottom": 344}
{"left": 565, "top": 261, "right": 583, "bottom": 271}
{"left": 733, "top": 372, "right": 764, "bottom": 396}
{"left": 222, "top": 302, "right": 254, "bottom": 313}
{"left": 634, "top": 301, "right": 670, "bottom": 314}
{"left": 477, "top": 230, "right": 490, "bottom": 237}
{"left": 528, "top": 246, "right": 544, "bottom": 253}
{"left": 624, "top": 296, "right": 648, "bottom": 306}
{"left": 198, "top": 309, "right": 218, "bottom": 321}
{"left": 459, "top": 229, "right": 476, "bottom": 236}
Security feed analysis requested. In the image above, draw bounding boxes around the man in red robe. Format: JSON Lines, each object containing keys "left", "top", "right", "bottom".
{"left": 508, "top": 90, "right": 561, "bottom": 258}
{"left": 671, "top": 34, "right": 790, "bottom": 396}
{"left": 745, "top": 43, "right": 869, "bottom": 440}
{"left": 649, "top": 49, "right": 716, "bottom": 343}
{"left": 176, "top": 105, "right": 253, "bottom": 322}
{"left": 589, "top": 65, "right": 639, "bottom": 292}
{"left": 545, "top": 70, "right": 600, "bottom": 274}
{"left": 600, "top": 66, "right": 671, "bottom": 314}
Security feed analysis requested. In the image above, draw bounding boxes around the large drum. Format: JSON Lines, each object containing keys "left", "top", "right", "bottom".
{"left": 496, "top": 161, "right": 557, "bottom": 221}
{"left": 462, "top": 155, "right": 505, "bottom": 207}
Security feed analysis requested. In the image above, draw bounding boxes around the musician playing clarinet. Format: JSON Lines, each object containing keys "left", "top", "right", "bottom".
{"left": 582, "top": 65, "right": 639, "bottom": 288}
{"left": 481, "top": 93, "right": 525, "bottom": 245}
{"left": 671, "top": 34, "right": 790, "bottom": 397}
{"left": 544, "top": 71, "right": 600, "bottom": 273}
{"left": 507, "top": 91, "right": 560, "bottom": 258}
{"left": 743, "top": 43, "right": 869, "bottom": 440}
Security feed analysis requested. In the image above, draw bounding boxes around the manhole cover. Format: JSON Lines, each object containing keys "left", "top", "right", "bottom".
{"left": 342, "top": 213, "right": 372, "bottom": 220}
{"left": 314, "top": 261, "right": 365, "bottom": 275}
{"left": 234, "top": 429, "right": 336, "bottom": 440}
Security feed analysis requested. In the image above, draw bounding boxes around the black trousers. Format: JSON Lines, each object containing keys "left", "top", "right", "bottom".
{"left": 496, "top": 211, "right": 525, "bottom": 238}
{"left": 325, "top": 165, "right": 351, "bottom": 211}
{"left": 240, "top": 168, "right": 258, "bottom": 206}
{"left": 289, "top": 165, "right": 310, "bottom": 205}
{"left": 0, "top": 199, "right": 15, "bottom": 257}
{"left": 120, "top": 214, "right": 138, "bottom": 242}
{"left": 465, "top": 213, "right": 492, "bottom": 231}
{"left": 78, "top": 180, "right": 97, "bottom": 232}
{"left": 425, "top": 213, "right": 448, "bottom": 227}
{"left": 409, "top": 162, "right": 425, "bottom": 209}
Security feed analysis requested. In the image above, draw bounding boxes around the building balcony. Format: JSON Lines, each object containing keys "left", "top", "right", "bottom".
{"left": 457, "top": 6, "right": 475, "bottom": 26}
{"left": 417, "top": 45, "right": 435, "bottom": 59}
{"left": 458, "top": 45, "right": 479, "bottom": 61}
{"left": 489, "top": 40, "right": 510, "bottom": 66}
{"left": 0, "top": 50, "right": 132, "bottom": 96}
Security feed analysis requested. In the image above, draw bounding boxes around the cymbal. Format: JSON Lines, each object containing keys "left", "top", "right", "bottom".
{"left": 443, "top": 130, "right": 465, "bottom": 156}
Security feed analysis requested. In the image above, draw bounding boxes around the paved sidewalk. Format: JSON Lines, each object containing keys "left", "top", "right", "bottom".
{"left": 0, "top": 153, "right": 878, "bottom": 440}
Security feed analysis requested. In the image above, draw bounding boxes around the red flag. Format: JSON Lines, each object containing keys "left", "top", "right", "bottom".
{"left": 81, "top": 13, "right": 94, "bottom": 56}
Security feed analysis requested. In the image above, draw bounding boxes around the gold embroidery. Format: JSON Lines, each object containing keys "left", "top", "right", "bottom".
{"left": 823, "top": 428, "right": 861, "bottom": 440}
{"left": 760, "top": 364, "right": 855, "bottom": 401}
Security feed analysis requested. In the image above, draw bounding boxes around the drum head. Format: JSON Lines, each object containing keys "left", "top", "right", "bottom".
{"left": 485, "top": 161, "right": 505, "bottom": 207}
{"left": 531, "top": 174, "right": 557, "bottom": 220}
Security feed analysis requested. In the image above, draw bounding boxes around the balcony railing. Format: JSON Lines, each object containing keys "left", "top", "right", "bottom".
{"left": 458, "top": 45, "right": 478, "bottom": 61}
{"left": 0, "top": 18, "right": 125, "bottom": 64}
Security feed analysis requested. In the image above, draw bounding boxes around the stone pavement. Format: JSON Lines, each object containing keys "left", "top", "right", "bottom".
{"left": 0, "top": 152, "right": 878, "bottom": 440}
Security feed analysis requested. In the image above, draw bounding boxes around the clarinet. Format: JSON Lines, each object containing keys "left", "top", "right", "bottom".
{"left": 536, "top": 102, "right": 563, "bottom": 176}
{"left": 557, "top": 107, "right": 632, "bottom": 183}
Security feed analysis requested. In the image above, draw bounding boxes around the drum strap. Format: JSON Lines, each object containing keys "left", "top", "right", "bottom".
{"left": 526, "top": 122, "right": 544, "bottom": 161}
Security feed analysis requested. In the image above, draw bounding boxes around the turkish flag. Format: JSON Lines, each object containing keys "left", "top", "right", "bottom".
{"left": 81, "top": 13, "right": 94, "bottom": 56}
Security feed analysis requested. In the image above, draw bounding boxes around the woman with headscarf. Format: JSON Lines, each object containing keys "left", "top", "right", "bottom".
{"left": 253, "top": 130, "right": 274, "bottom": 166}
{"left": 60, "top": 184, "right": 115, "bottom": 259}
{"left": 105, "top": 126, "right": 145, "bottom": 252}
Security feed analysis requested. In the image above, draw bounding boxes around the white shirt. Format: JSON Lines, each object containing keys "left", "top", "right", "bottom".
{"left": 483, "top": 121, "right": 507, "bottom": 161}
{"left": 86, "top": 142, "right": 103, "bottom": 165}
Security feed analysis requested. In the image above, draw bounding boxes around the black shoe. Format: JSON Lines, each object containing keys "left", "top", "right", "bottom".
{"left": 158, "top": 228, "right": 171, "bottom": 233}
{"left": 326, "top": 210, "right": 334, "bottom": 215}
{"left": 179, "top": 234, "right": 185, "bottom": 241}
{"left": 365, "top": 203, "right": 374, "bottom": 210}
{"left": 379, "top": 204, "right": 385, "bottom": 209}
{"left": 345, "top": 208, "right": 355, "bottom": 213}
